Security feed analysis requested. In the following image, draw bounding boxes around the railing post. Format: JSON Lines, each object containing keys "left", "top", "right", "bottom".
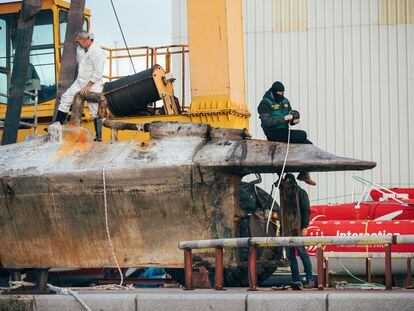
{"left": 165, "top": 49, "right": 171, "bottom": 73}
{"left": 248, "top": 246, "right": 257, "bottom": 291}
{"left": 324, "top": 258, "right": 329, "bottom": 288}
{"left": 407, "top": 258, "right": 412, "bottom": 289}
{"left": 385, "top": 244, "right": 392, "bottom": 290}
{"left": 151, "top": 47, "right": 157, "bottom": 67}
{"left": 317, "top": 246, "right": 324, "bottom": 290}
{"left": 109, "top": 50, "right": 113, "bottom": 82}
{"left": 181, "top": 46, "right": 186, "bottom": 111}
{"left": 146, "top": 47, "right": 149, "bottom": 69}
{"left": 215, "top": 246, "right": 225, "bottom": 290}
{"left": 366, "top": 258, "right": 372, "bottom": 283}
{"left": 184, "top": 248, "right": 193, "bottom": 290}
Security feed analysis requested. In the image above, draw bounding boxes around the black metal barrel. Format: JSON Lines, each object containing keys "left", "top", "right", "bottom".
{"left": 103, "top": 66, "right": 161, "bottom": 117}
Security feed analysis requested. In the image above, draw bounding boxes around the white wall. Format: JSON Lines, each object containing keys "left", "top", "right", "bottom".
{"left": 172, "top": 0, "right": 414, "bottom": 204}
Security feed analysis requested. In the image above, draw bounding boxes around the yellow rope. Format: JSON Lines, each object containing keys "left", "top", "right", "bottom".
{"left": 364, "top": 219, "right": 370, "bottom": 253}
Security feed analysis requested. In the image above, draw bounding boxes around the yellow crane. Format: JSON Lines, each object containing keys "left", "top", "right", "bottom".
{"left": 0, "top": 0, "right": 250, "bottom": 142}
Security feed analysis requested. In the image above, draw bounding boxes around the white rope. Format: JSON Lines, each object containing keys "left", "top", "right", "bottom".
{"left": 266, "top": 126, "right": 291, "bottom": 234}
{"left": 0, "top": 280, "right": 36, "bottom": 291}
{"left": 102, "top": 130, "right": 140, "bottom": 286}
{"left": 47, "top": 284, "right": 92, "bottom": 311}
{"left": 335, "top": 259, "right": 385, "bottom": 289}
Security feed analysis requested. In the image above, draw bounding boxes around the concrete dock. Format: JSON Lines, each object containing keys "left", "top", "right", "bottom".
{"left": 1, "top": 288, "right": 414, "bottom": 311}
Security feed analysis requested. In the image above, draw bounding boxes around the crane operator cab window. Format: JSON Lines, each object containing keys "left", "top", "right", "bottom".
{"left": 0, "top": 10, "right": 56, "bottom": 105}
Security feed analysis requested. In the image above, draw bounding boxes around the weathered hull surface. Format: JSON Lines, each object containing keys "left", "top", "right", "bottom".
{"left": 0, "top": 122, "right": 375, "bottom": 269}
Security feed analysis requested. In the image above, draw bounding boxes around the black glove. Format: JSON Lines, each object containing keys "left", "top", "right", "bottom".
{"left": 289, "top": 110, "right": 300, "bottom": 126}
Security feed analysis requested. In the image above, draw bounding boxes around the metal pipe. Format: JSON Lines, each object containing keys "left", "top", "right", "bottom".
{"left": 102, "top": 119, "right": 145, "bottom": 132}
{"left": 33, "top": 89, "right": 38, "bottom": 134}
{"left": 396, "top": 235, "right": 414, "bottom": 245}
{"left": 181, "top": 46, "right": 186, "bottom": 112}
{"left": 100, "top": 44, "right": 189, "bottom": 52}
{"left": 35, "top": 268, "right": 50, "bottom": 293}
{"left": 179, "top": 235, "right": 394, "bottom": 250}
{"left": 385, "top": 244, "right": 392, "bottom": 290}
{"left": 366, "top": 258, "right": 372, "bottom": 283}
{"left": 407, "top": 258, "right": 412, "bottom": 289}
{"left": 248, "top": 246, "right": 257, "bottom": 290}
{"left": 323, "top": 252, "right": 414, "bottom": 259}
{"left": 317, "top": 246, "right": 324, "bottom": 290}
{"left": 214, "top": 247, "right": 224, "bottom": 290}
{"left": 184, "top": 248, "right": 193, "bottom": 290}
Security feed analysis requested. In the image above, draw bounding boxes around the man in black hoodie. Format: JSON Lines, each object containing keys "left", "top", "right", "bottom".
{"left": 282, "top": 173, "right": 315, "bottom": 289}
{"left": 258, "top": 81, "right": 315, "bottom": 186}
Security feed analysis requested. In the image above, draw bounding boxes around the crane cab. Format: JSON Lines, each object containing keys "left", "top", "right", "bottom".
{"left": 0, "top": 0, "right": 89, "bottom": 141}
{"left": 0, "top": 0, "right": 250, "bottom": 143}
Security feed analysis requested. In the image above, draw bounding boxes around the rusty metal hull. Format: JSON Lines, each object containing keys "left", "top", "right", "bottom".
{"left": 0, "top": 122, "right": 375, "bottom": 269}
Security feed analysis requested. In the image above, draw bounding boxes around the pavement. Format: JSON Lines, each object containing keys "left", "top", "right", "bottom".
{"left": 1, "top": 288, "right": 414, "bottom": 311}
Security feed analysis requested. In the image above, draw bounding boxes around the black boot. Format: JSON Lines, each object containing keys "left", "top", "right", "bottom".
{"left": 55, "top": 110, "right": 68, "bottom": 124}
{"left": 93, "top": 118, "right": 102, "bottom": 141}
{"left": 45, "top": 110, "right": 67, "bottom": 132}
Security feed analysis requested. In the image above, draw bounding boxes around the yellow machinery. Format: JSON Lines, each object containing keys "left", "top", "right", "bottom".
{"left": 0, "top": 0, "right": 250, "bottom": 142}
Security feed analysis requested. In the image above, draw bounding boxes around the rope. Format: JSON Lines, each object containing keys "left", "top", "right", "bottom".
{"left": 364, "top": 220, "right": 370, "bottom": 253}
{"left": 109, "top": 0, "right": 136, "bottom": 73}
{"left": 309, "top": 192, "right": 365, "bottom": 203}
{"left": 266, "top": 126, "right": 291, "bottom": 234}
{"left": 47, "top": 284, "right": 92, "bottom": 311}
{"left": 0, "top": 281, "right": 36, "bottom": 291}
{"left": 336, "top": 258, "right": 385, "bottom": 289}
{"left": 102, "top": 130, "right": 140, "bottom": 286}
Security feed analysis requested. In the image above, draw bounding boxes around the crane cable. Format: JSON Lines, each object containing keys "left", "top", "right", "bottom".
{"left": 109, "top": 0, "right": 136, "bottom": 74}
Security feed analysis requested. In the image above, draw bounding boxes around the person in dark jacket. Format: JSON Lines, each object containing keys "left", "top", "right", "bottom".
{"left": 258, "top": 81, "right": 316, "bottom": 186}
{"left": 283, "top": 173, "right": 315, "bottom": 288}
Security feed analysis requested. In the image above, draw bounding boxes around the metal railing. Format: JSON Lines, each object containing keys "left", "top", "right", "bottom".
{"left": 179, "top": 235, "right": 414, "bottom": 291}
{"left": 101, "top": 44, "right": 190, "bottom": 112}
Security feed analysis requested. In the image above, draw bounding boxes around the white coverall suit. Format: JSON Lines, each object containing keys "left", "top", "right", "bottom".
{"left": 59, "top": 42, "right": 107, "bottom": 118}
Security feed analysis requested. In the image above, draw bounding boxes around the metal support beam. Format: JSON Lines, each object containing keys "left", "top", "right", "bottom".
{"left": 385, "top": 244, "right": 392, "bottom": 290}
{"left": 317, "top": 246, "right": 324, "bottom": 290}
{"left": 248, "top": 246, "right": 257, "bottom": 291}
{"left": 8, "top": 269, "right": 22, "bottom": 282}
{"left": 214, "top": 247, "right": 224, "bottom": 290}
{"left": 366, "top": 258, "right": 372, "bottom": 283}
{"left": 324, "top": 258, "right": 329, "bottom": 288}
{"left": 35, "top": 268, "right": 50, "bottom": 293}
{"left": 184, "top": 248, "right": 193, "bottom": 290}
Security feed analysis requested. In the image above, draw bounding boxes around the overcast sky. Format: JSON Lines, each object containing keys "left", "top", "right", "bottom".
{"left": 87, "top": 0, "right": 172, "bottom": 47}
{"left": 0, "top": 0, "right": 173, "bottom": 47}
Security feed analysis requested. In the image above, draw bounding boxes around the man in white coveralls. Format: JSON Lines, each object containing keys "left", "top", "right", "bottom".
{"left": 55, "top": 29, "right": 107, "bottom": 141}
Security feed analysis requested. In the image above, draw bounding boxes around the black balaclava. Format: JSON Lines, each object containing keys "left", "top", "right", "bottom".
{"left": 284, "top": 173, "right": 297, "bottom": 185}
{"left": 271, "top": 81, "right": 285, "bottom": 101}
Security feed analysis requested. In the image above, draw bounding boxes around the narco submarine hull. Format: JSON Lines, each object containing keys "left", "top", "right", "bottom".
{"left": 0, "top": 121, "right": 375, "bottom": 272}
